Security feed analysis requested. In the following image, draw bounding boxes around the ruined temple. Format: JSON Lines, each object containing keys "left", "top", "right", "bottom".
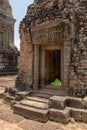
{"left": 5, "top": 0, "right": 87, "bottom": 123}
{"left": 0, "top": 0, "right": 19, "bottom": 74}
{"left": 16, "top": 0, "right": 87, "bottom": 96}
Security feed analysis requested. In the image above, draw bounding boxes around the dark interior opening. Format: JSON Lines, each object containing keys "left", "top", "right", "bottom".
{"left": 45, "top": 50, "right": 61, "bottom": 85}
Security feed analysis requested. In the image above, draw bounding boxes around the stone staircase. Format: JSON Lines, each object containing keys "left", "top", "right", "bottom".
{"left": 30, "top": 91, "right": 54, "bottom": 99}
{"left": 13, "top": 93, "right": 87, "bottom": 123}
{"left": 13, "top": 96, "right": 49, "bottom": 122}
{"left": 49, "top": 96, "right": 87, "bottom": 123}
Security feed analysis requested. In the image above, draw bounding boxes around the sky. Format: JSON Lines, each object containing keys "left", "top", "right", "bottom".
{"left": 10, "top": 0, "right": 33, "bottom": 50}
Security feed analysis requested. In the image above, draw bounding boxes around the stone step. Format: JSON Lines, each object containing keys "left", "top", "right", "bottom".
{"left": 26, "top": 96, "right": 49, "bottom": 104}
{"left": 70, "top": 107, "right": 87, "bottom": 123}
{"left": 49, "top": 96, "right": 86, "bottom": 109}
{"left": 49, "top": 107, "right": 87, "bottom": 123}
{"left": 13, "top": 95, "right": 87, "bottom": 123}
{"left": 66, "top": 97, "right": 85, "bottom": 109}
{"left": 49, "top": 96, "right": 66, "bottom": 110}
{"left": 39, "top": 89, "right": 66, "bottom": 96}
{"left": 20, "top": 99, "right": 49, "bottom": 109}
{"left": 4, "top": 93, "right": 15, "bottom": 104}
{"left": 50, "top": 107, "right": 70, "bottom": 123}
{"left": 32, "top": 93, "right": 52, "bottom": 99}
{"left": 13, "top": 103, "right": 49, "bottom": 122}
{"left": 16, "top": 91, "right": 30, "bottom": 96}
{"left": 70, "top": 107, "right": 82, "bottom": 122}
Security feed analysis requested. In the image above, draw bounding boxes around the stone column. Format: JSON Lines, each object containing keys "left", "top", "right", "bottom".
{"left": 33, "top": 45, "right": 40, "bottom": 90}
{"left": 63, "top": 40, "right": 71, "bottom": 88}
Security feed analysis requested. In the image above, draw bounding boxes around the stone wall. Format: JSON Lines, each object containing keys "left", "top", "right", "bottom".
{"left": 69, "top": 0, "right": 87, "bottom": 97}
{"left": 17, "top": 0, "right": 87, "bottom": 96}
{"left": 16, "top": 24, "right": 33, "bottom": 90}
{"left": 0, "top": 0, "right": 19, "bottom": 74}
{"left": 17, "top": 0, "right": 72, "bottom": 90}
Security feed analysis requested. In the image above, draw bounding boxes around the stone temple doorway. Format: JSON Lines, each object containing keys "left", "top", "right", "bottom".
{"left": 40, "top": 45, "right": 63, "bottom": 89}
{"left": 45, "top": 50, "right": 61, "bottom": 85}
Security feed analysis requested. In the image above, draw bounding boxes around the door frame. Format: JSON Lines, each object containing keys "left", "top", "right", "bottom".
{"left": 40, "top": 44, "right": 64, "bottom": 89}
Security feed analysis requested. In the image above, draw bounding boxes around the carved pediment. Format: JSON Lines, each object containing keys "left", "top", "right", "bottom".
{"left": 31, "top": 20, "right": 70, "bottom": 45}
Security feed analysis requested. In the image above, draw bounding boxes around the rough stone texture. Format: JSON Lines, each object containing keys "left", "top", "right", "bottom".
{"left": 4, "top": 93, "right": 15, "bottom": 104}
{"left": 66, "top": 97, "right": 84, "bottom": 109}
{"left": 1, "top": 96, "right": 87, "bottom": 130}
{"left": 4, "top": 86, "right": 33, "bottom": 103}
{"left": 13, "top": 94, "right": 49, "bottom": 122}
{"left": 82, "top": 110, "right": 87, "bottom": 123}
{"left": 0, "top": 0, "right": 19, "bottom": 75}
{"left": 1, "top": 75, "right": 87, "bottom": 125}
{"left": 69, "top": 0, "right": 87, "bottom": 97}
{"left": 70, "top": 108, "right": 82, "bottom": 122}
{"left": 21, "top": 99, "right": 49, "bottom": 109}
{"left": 17, "top": 0, "right": 72, "bottom": 90}
{"left": 50, "top": 108, "right": 70, "bottom": 123}
{"left": 49, "top": 96, "right": 66, "bottom": 109}
{"left": 16, "top": 23, "right": 33, "bottom": 90}
{"left": 13, "top": 104, "right": 49, "bottom": 123}
{"left": 11, "top": 91, "right": 87, "bottom": 123}
{"left": 83, "top": 97, "right": 87, "bottom": 108}
{"left": 26, "top": 96, "right": 49, "bottom": 103}
{"left": 16, "top": 0, "right": 87, "bottom": 97}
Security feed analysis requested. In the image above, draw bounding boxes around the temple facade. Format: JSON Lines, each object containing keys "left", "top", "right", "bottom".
{"left": 0, "top": 0, "right": 19, "bottom": 74}
{"left": 4, "top": 0, "right": 87, "bottom": 123}
{"left": 16, "top": 0, "right": 87, "bottom": 97}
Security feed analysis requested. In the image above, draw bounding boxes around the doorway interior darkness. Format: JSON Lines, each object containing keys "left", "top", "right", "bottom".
{"left": 45, "top": 50, "right": 61, "bottom": 85}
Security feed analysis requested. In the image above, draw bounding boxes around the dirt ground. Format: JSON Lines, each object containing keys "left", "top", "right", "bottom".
{"left": 0, "top": 119, "right": 24, "bottom": 130}
{"left": 0, "top": 75, "right": 17, "bottom": 88}
{"left": 0, "top": 75, "right": 87, "bottom": 130}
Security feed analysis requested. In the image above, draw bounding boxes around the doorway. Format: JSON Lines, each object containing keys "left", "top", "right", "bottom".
{"left": 40, "top": 45, "right": 62, "bottom": 88}
{"left": 45, "top": 50, "right": 61, "bottom": 85}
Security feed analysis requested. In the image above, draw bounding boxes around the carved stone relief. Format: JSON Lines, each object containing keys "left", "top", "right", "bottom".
{"left": 31, "top": 21, "right": 70, "bottom": 44}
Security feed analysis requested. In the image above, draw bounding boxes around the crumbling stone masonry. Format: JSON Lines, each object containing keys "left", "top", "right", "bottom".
{"left": 0, "top": 0, "right": 19, "bottom": 74}
{"left": 16, "top": 0, "right": 87, "bottom": 97}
